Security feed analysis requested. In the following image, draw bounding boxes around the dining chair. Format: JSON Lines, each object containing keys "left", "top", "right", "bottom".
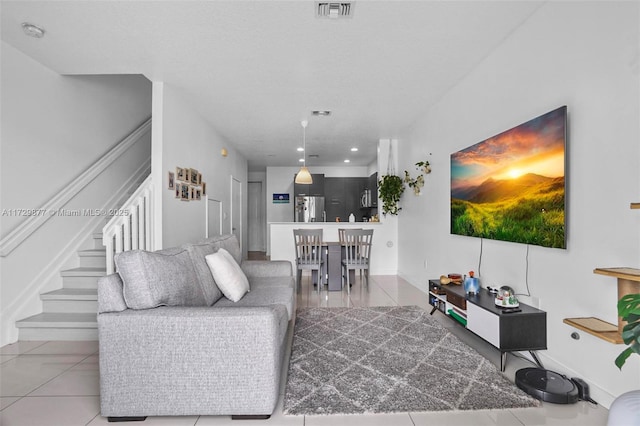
{"left": 338, "top": 227, "right": 362, "bottom": 285}
{"left": 341, "top": 229, "right": 373, "bottom": 294}
{"left": 293, "top": 229, "right": 324, "bottom": 293}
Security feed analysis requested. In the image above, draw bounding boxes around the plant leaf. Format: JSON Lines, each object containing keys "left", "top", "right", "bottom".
{"left": 618, "top": 293, "right": 640, "bottom": 319}
{"left": 615, "top": 347, "right": 634, "bottom": 369}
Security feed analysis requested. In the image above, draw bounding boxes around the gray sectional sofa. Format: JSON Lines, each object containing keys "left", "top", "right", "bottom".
{"left": 97, "top": 234, "right": 295, "bottom": 421}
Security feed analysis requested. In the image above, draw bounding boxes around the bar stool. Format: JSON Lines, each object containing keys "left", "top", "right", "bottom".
{"left": 293, "top": 229, "right": 324, "bottom": 293}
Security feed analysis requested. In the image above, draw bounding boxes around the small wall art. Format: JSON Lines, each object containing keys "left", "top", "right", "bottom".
{"left": 172, "top": 166, "right": 205, "bottom": 202}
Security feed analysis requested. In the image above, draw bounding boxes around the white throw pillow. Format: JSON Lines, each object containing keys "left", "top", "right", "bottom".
{"left": 205, "top": 248, "right": 250, "bottom": 302}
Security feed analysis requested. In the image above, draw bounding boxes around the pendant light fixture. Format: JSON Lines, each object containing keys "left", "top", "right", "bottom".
{"left": 295, "top": 120, "right": 313, "bottom": 184}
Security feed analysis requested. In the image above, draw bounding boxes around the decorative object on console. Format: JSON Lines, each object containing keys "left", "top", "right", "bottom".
{"left": 495, "top": 286, "right": 519, "bottom": 308}
{"left": 447, "top": 273, "right": 463, "bottom": 284}
{"left": 464, "top": 270, "right": 480, "bottom": 294}
{"left": 451, "top": 106, "right": 567, "bottom": 249}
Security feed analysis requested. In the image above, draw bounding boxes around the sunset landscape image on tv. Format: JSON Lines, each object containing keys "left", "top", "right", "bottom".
{"left": 451, "top": 106, "right": 566, "bottom": 249}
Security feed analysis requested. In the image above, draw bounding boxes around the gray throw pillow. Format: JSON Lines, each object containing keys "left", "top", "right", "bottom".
{"left": 183, "top": 242, "right": 223, "bottom": 305}
{"left": 115, "top": 249, "right": 207, "bottom": 309}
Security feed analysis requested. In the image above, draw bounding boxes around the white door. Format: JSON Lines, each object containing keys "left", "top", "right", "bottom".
{"left": 248, "top": 181, "right": 265, "bottom": 251}
{"left": 231, "top": 176, "right": 242, "bottom": 251}
{"left": 206, "top": 198, "right": 222, "bottom": 238}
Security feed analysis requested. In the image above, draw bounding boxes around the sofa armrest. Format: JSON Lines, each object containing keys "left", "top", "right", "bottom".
{"left": 241, "top": 260, "right": 292, "bottom": 278}
{"left": 98, "top": 305, "right": 288, "bottom": 417}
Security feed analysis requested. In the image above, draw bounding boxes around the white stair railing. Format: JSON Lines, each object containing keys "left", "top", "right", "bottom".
{"left": 103, "top": 175, "right": 154, "bottom": 274}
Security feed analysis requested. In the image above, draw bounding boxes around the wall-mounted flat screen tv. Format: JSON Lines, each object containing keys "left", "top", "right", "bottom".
{"left": 451, "top": 106, "right": 566, "bottom": 249}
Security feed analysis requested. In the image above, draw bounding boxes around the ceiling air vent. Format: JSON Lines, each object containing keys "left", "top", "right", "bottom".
{"left": 316, "top": 2, "right": 354, "bottom": 18}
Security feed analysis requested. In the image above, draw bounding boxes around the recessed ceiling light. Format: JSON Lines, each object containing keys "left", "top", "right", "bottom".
{"left": 344, "top": 159, "right": 350, "bottom": 163}
{"left": 312, "top": 110, "right": 331, "bottom": 116}
{"left": 299, "top": 158, "right": 305, "bottom": 163}
{"left": 350, "top": 147, "right": 358, "bottom": 152}
{"left": 21, "top": 22, "right": 45, "bottom": 38}
{"left": 297, "top": 147, "right": 304, "bottom": 152}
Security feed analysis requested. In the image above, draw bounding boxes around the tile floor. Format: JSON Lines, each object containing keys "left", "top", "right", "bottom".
{"left": 1, "top": 274, "right": 609, "bottom": 426}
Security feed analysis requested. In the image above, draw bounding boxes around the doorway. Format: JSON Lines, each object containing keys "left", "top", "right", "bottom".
{"left": 231, "top": 176, "right": 242, "bottom": 252}
{"left": 248, "top": 181, "right": 265, "bottom": 252}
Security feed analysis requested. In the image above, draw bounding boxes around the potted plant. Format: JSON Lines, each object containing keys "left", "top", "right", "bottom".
{"left": 404, "top": 160, "right": 431, "bottom": 196}
{"left": 615, "top": 293, "right": 640, "bottom": 369}
{"left": 378, "top": 174, "right": 405, "bottom": 215}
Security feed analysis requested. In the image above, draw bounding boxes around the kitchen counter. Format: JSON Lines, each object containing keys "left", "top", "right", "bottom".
{"left": 268, "top": 221, "right": 396, "bottom": 276}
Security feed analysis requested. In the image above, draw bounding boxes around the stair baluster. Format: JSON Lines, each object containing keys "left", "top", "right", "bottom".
{"left": 103, "top": 175, "right": 154, "bottom": 274}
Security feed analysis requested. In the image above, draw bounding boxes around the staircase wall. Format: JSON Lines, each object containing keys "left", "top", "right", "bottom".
{"left": 0, "top": 42, "right": 152, "bottom": 346}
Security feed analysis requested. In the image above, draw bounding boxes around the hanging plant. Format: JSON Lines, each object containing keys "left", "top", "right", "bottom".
{"left": 404, "top": 160, "right": 431, "bottom": 195}
{"left": 378, "top": 174, "right": 405, "bottom": 215}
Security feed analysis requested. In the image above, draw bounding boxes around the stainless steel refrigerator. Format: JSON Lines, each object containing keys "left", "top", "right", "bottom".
{"left": 294, "top": 196, "right": 326, "bottom": 222}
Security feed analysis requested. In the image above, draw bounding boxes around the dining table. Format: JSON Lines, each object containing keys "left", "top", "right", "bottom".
{"left": 319, "top": 241, "right": 355, "bottom": 291}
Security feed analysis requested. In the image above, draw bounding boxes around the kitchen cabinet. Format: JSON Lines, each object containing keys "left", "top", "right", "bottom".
{"left": 324, "top": 178, "right": 345, "bottom": 222}
{"left": 367, "top": 172, "right": 378, "bottom": 208}
{"left": 323, "top": 177, "right": 367, "bottom": 222}
{"left": 294, "top": 173, "right": 324, "bottom": 196}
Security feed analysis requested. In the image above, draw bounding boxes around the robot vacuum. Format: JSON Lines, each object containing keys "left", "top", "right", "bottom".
{"left": 515, "top": 368, "right": 579, "bottom": 404}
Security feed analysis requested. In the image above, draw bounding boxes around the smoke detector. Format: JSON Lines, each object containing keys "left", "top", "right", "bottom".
{"left": 316, "top": 2, "right": 354, "bottom": 18}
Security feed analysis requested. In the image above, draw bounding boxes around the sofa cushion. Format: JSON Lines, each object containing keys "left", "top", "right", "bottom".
{"left": 183, "top": 242, "right": 223, "bottom": 306}
{"left": 200, "top": 234, "right": 242, "bottom": 265}
{"left": 213, "top": 286, "right": 295, "bottom": 320}
{"left": 205, "top": 248, "right": 250, "bottom": 302}
{"left": 115, "top": 249, "right": 207, "bottom": 309}
{"left": 241, "top": 260, "right": 293, "bottom": 278}
{"left": 97, "top": 273, "right": 127, "bottom": 313}
{"left": 249, "top": 276, "right": 295, "bottom": 291}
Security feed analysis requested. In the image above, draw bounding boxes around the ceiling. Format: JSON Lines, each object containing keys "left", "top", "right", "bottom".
{"left": 1, "top": 1, "right": 543, "bottom": 171}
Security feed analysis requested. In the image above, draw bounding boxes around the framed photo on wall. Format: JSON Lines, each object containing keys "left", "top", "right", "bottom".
{"left": 180, "top": 183, "right": 190, "bottom": 201}
{"left": 190, "top": 168, "right": 199, "bottom": 185}
{"left": 168, "top": 171, "right": 175, "bottom": 190}
{"left": 176, "top": 167, "right": 186, "bottom": 181}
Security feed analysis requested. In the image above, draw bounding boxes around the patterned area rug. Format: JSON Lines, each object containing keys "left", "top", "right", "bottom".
{"left": 283, "top": 306, "right": 540, "bottom": 415}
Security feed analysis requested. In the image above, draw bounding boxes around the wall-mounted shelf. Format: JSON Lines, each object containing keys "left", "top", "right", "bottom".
{"left": 631, "top": 202, "right": 640, "bottom": 209}
{"left": 564, "top": 267, "right": 640, "bottom": 345}
{"left": 563, "top": 317, "right": 623, "bottom": 344}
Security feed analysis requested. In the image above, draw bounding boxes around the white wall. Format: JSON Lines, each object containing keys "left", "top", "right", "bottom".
{"left": 396, "top": 2, "right": 639, "bottom": 407}
{"left": 0, "top": 41, "right": 152, "bottom": 345}
{"left": 156, "top": 84, "right": 248, "bottom": 252}
{"left": 0, "top": 42, "right": 152, "bottom": 235}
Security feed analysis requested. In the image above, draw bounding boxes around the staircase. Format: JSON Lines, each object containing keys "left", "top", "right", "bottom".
{"left": 15, "top": 232, "right": 105, "bottom": 341}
